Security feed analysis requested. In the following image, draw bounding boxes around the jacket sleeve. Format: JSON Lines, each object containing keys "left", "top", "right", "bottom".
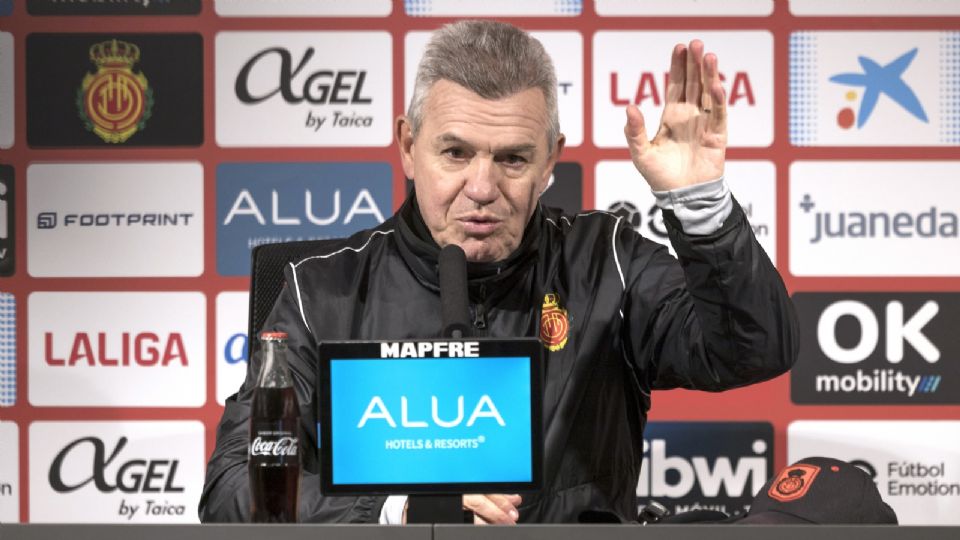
{"left": 199, "top": 263, "right": 387, "bottom": 522}
{"left": 621, "top": 197, "right": 799, "bottom": 392}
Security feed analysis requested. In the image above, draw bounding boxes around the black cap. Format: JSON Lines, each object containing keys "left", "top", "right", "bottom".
{"left": 734, "top": 456, "right": 898, "bottom": 525}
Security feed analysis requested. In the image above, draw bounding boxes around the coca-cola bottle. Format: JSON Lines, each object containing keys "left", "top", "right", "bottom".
{"left": 248, "top": 331, "right": 301, "bottom": 522}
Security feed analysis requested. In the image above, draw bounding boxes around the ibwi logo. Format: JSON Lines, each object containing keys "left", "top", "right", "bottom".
{"left": 216, "top": 162, "right": 392, "bottom": 276}
{"left": 789, "top": 31, "right": 959, "bottom": 146}
{"left": 637, "top": 422, "right": 773, "bottom": 518}
{"left": 791, "top": 293, "right": 959, "bottom": 405}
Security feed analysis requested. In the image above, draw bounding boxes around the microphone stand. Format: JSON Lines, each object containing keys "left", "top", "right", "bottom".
{"left": 407, "top": 245, "right": 472, "bottom": 524}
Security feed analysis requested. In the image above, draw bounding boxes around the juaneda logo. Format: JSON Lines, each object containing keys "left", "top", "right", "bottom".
{"left": 27, "top": 33, "right": 203, "bottom": 147}
{"left": 77, "top": 39, "right": 153, "bottom": 143}
{"left": 30, "top": 421, "right": 203, "bottom": 523}
{"left": 791, "top": 293, "right": 959, "bottom": 404}
{"left": 638, "top": 422, "right": 773, "bottom": 518}
{"left": 790, "top": 161, "right": 960, "bottom": 276}
{"left": 215, "top": 32, "right": 391, "bottom": 147}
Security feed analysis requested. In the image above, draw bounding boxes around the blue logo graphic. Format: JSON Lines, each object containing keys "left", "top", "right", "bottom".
{"left": 0, "top": 292, "right": 15, "bottom": 406}
{"left": 216, "top": 162, "right": 392, "bottom": 276}
{"left": 829, "top": 48, "right": 929, "bottom": 128}
{"left": 329, "top": 357, "right": 532, "bottom": 485}
{"left": 0, "top": 0, "right": 11, "bottom": 16}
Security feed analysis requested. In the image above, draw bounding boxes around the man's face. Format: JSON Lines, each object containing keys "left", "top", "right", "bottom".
{"left": 397, "top": 80, "right": 564, "bottom": 263}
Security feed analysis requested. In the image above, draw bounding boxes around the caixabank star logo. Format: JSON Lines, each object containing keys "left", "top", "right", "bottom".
{"left": 27, "top": 33, "right": 202, "bottom": 147}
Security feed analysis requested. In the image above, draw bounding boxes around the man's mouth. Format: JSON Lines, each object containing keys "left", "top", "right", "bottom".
{"left": 458, "top": 215, "right": 501, "bottom": 236}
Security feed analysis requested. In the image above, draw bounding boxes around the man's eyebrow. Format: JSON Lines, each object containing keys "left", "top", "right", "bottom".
{"left": 434, "top": 133, "right": 537, "bottom": 154}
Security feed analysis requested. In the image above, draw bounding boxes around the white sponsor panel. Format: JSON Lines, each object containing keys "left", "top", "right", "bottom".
{"left": 217, "top": 291, "right": 249, "bottom": 405}
{"left": 789, "top": 420, "right": 960, "bottom": 525}
{"left": 27, "top": 162, "right": 203, "bottom": 277}
{"left": 404, "top": 31, "right": 583, "bottom": 147}
{"left": 29, "top": 421, "right": 204, "bottom": 523}
{"left": 215, "top": 0, "right": 391, "bottom": 16}
{"left": 790, "top": 31, "right": 959, "bottom": 146}
{"left": 0, "top": 421, "right": 18, "bottom": 522}
{"left": 593, "top": 31, "right": 773, "bottom": 148}
{"left": 595, "top": 160, "right": 777, "bottom": 264}
{"left": 29, "top": 292, "right": 206, "bottom": 407}
{"left": 0, "top": 32, "right": 13, "bottom": 149}
{"left": 405, "top": 0, "right": 581, "bottom": 16}
{"left": 597, "top": 0, "right": 773, "bottom": 16}
{"left": 790, "top": 161, "right": 960, "bottom": 276}
{"left": 216, "top": 31, "right": 392, "bottom": 147}
{"left": 790, "top": 0, "right": 960, "bottom": 16}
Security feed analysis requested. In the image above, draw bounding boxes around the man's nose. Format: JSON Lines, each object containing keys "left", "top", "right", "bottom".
{"left": 463, "top": 157, "right": 500, "bottom": 204}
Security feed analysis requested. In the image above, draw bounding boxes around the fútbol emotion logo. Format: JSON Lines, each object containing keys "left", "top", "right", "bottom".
{"left": 29, "top": 421, "right": 204, "bottom": 523}
{"left": 791, "top": 293, "right": 959, "bottom": 404}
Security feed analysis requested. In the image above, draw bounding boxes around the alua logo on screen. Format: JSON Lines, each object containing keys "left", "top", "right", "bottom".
{"left": 48, "top": 436, "right": 187, "bottom": 519}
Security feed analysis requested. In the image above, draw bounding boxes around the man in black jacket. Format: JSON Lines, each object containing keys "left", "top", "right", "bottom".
{"left": 200, "top": 20, "right": 798, "bottom": 524}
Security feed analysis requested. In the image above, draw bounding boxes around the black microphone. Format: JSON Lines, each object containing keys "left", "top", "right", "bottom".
{"left": 438, "top": 244, "right": 470, "bottom": 339}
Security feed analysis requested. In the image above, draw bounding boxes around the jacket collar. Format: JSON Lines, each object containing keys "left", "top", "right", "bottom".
{"left": 394, "top": 190, "right": 541, "bottom": 298}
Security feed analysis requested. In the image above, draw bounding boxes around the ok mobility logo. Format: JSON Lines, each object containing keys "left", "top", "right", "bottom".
{"left": 791, "top": 293, "right": 958, "bottom": 405}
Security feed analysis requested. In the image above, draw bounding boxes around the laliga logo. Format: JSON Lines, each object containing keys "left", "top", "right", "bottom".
{"left": 357, "top": 395, "right": 505, "bottom": 429}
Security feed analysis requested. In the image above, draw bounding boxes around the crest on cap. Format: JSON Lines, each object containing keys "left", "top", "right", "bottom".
{"left": 769, "top": 463, "right": 821, "bottom": 502}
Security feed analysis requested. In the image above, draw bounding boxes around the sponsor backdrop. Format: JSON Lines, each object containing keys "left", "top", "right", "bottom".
{"left": 0, "top": 0, "right": 958, "bottom": 525}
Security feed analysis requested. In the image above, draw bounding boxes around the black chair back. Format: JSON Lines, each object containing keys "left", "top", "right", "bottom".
{"left": 247, "top": 239, "right": 340, "bottom": 358}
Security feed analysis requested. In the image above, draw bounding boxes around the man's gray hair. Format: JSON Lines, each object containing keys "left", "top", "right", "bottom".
{"left": 407, "top": 20, "right": 561, "bottom": 148}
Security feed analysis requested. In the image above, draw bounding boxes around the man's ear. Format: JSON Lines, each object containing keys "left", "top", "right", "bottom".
{"left": 396, "top": 116, "right": 416, "bottom": 181}
{"left": 540, "top": 133, "right": 566, "bottom": 194}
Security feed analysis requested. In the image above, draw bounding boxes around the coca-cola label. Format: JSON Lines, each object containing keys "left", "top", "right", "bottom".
{"left": 250, "top": 435, "right": 298, "bottom": 457}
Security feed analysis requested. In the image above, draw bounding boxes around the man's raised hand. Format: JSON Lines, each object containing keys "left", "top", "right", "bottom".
{"left": 624, "top": 40, "right": 727, "bottom": 191}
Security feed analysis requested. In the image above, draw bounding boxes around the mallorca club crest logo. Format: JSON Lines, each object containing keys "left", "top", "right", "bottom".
{"left": 769, "top": 463, "right": 821, "bottom": 502}
{"left": 540, "top": 293, "right": 569, "bottom": 352}
{"left": 76, "top": 39, "right": 154, "bottom": 143}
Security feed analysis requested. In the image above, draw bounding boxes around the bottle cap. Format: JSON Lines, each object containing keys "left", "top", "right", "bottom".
{"left": 259, "top": 331, "right": 288, "bottom": 341}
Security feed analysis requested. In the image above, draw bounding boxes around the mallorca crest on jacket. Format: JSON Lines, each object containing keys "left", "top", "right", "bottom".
{"left": 76, "top": 39, "right": 154, "bottom": 143}
{"left": 540, "top": 293, "right": 569, "bottom": 352}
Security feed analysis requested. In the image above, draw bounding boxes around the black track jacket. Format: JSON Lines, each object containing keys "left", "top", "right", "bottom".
{"left": 200, "top": 192, "right": 798, "bottom": 523}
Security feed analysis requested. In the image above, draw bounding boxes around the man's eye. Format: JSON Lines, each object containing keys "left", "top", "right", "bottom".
{"left": 502, "top": 154, "right": 528, "bottom": 166}
{"left": 443, "top": 148, "right": 466, "bottom": 159}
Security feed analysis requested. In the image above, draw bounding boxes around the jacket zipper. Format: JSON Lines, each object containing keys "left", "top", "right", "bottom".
{"left": 472, "top": 284, "right": 488, "bottom": 331}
